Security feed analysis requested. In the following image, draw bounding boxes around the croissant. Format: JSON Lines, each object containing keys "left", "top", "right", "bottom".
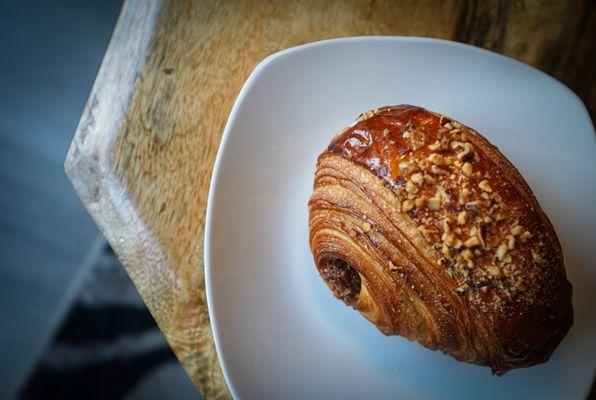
{"left": 308, "top": 105, "right": 573, "bottom": 375}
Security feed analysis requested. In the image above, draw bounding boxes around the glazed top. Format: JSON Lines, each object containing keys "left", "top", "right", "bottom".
{"left": 327, "top": 105, "right": 572, "bottom": 364}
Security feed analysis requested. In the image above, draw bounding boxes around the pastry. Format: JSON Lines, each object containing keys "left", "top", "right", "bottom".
{"left": 308, "top": 105, "right": 573, "bottom": 374}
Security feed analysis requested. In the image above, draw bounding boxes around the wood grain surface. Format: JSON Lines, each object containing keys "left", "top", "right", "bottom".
{"left": 65, "top": 1, "right": 595, "bottom": 398}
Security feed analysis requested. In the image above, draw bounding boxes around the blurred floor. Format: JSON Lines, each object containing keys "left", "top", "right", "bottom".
{"left": 19, "top": 245, "right": 199, "bottom": 400}
{"left": 0, "top": 1, "right": 121, "bottom": 397}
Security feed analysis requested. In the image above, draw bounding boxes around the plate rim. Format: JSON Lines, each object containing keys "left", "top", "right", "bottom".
{"left": 204, "top": 35, "right": 593, "bottom": 399}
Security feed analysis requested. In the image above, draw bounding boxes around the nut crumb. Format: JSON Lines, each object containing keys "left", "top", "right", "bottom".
{"left": 462, "top": 248, "right": 473, "bottom": 260}
{"left": 487, "top": 266, "right": 501, "bottom": 276}
{"left": 430, "top": 165, "right": 449, "bottom": 175}
{"left": 388, "top": 260, "right": 399, "bottom": 271}
{"left": 456, "top": 143, "right": 474, "bottom": 160}
{"left": 363, "top": 221, "right": 371, "bottom": 233}
{"left": 415, "top": 196, "right": 427, "bottom": 208}
{"left": 532, "top": 251, "right": 543, "bottom": 263}
{"left": 427, "top": 197, "right": 441, "bottom": 210}
{"left": 465, "top": 236, "right": 481, "bottom": 248}
{"left": 411, "top": 172, "right": 424, "bottom": 185}
{"left": 520, "top": 231, "right": 532, "bottom": 242}
{"left": 424, "top": 174, "right": 436, "bottom": 185}
{"left": 462, "top": 162, "right": 473, "bottom": 176}
{"left": 457, "top": 211, "right": 468, "bottom": 225}
{"left": 402, "top": 199, "right": 415, "bottom": 212}
{"left": 428, "top": 141, "right": 441, "bottom": 151}
{"left": 496, "top": 243, "right": 508, "bottom": 261}
{"left": 406, "top": 180, "right": 418, "bottom": 194}
{"left": 442, "top": 232, "right": 455, "bottom": 246}
{"left": 478, "top": 180, "right": 492, "bottom": 192}
{"left": 507, "top": 235, "right": 516, "bottom": 250}
{"left": 429, "top": 153, "right": 444, "bottom": 165}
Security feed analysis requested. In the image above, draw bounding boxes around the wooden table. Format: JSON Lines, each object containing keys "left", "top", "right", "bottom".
{"left": 65, "top": 1, "right": 595, "bottom": 398}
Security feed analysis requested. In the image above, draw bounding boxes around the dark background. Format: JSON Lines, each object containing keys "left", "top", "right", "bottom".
{"left": 0, "top": 1, "right": 197, "bottom": 398}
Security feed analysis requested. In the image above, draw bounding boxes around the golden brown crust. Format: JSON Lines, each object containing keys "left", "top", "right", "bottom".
{"left": 308, "top": 105, "right": 573, "bottom": 374}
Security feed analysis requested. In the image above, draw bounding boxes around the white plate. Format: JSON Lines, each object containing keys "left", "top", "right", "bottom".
{"left": 205, "top": 37, "right": 596, "bottom": 399}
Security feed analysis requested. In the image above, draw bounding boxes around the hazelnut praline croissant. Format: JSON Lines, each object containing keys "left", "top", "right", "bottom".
{"left": 308, "top": 105, "right": 573, "bottom": 375}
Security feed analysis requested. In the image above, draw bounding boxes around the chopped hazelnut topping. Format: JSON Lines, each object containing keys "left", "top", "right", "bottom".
{"left": 452, "top": 121, "right": 461, "bottom": 128}
{"left": 442, "top": 232, "right": 455, "bottom": 246}
{"left": 467, "top": 200, "right": 482, "bottom": 210}
{"left": 443, "top": 122, "right": 453, "bottom": 130}
{"left": 402, "top": 131, "right": 411, "bottom": 139}
{"left": 441, "top": 243, "right": 450, "bottom": 254}
{"left": 462, "top": 248, "right": 473, "bottom": 260}
{"left": 465, "top": 236, "right": 481, "bottom": 248}
{"left": 487, "top": 266, "right": 501, "bottom": 276}
{"left": 363, "top": 222, "right": 371, "bottom": 233}
{"left": 402, "top": 199, "right": 415, "bottom": 212}
{"left": 442, "top": 220, "right": 451, "bottom": 233}
{"left": 459, "top": 188, "right": 471, "bottom": 205}
{"left": 428, "top": 141, "right": 441, "bottom": 151}
{"left": 424, "top": 174, "right": 436, "bottom": 185}
{"left": 496, "top": 243, "right": 508, "bottom": 261}
{"left": 430, "top": 165, "right": 449, "bottom": 175}
{"left": 405, "top": 180, "right": 418, "bottom": 194}
{"left": 382, "top": 128, "right": 390, "bottom": 137}
{"left": 427, "top": 197, "right": 441, "bottom": 210}
{"left": 457, "top": 211, "right": 468, "bottom": 225}
{"left": 456, "top": 143, "right": 474, "bottom": 160}
{"left": 412, "top": 140, "right": 424, "bottom": 150}
{"left": 450, "top": 141, "right": 463, "bottom": 149}
{"left": 462, "top": 162, "right": 473, "bottom": 176}
{"left": 520, "top": 231, "right": 532, "bottom": 242}
{"left": 429, "top": 153, "right": 444, "bottom": 165}
{"left": 453, "top": 239, "right": 463, "bottom": 249}
{"left": 411, "top": 172, "right": 424, "bottom": 185}
{"left": 449, "top": 129, "right": 460, "bottom": 135}
{"left": 478, "top": 180, "right": 493, "bottom": 192}
{"left": 388, "top": 260, "right": 399, "bottom": 271}
{"left": 507, "top": 235, "right": 516, "bottom": 250}
{"left": 415, "top": 196, "right": 427, "bottom": 209}
{"left": 532, "top": 251, "right": 543, "bottom": 263}
{"left": 360, "top": 110, "right": 375, "bottom": 120}
{"left": 511, "top": 225, "right": 523, "bottom": 236}
{"left": 410, "top": 131, "right": 426, "bottom": 150}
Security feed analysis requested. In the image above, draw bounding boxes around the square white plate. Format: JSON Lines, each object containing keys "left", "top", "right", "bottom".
{"left": 205, "top": 37, "right": 596, "bottom": 399}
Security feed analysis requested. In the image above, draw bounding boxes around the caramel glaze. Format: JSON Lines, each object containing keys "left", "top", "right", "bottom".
{"left": 312, "top": 105, "right": 573, "bottom": 374}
